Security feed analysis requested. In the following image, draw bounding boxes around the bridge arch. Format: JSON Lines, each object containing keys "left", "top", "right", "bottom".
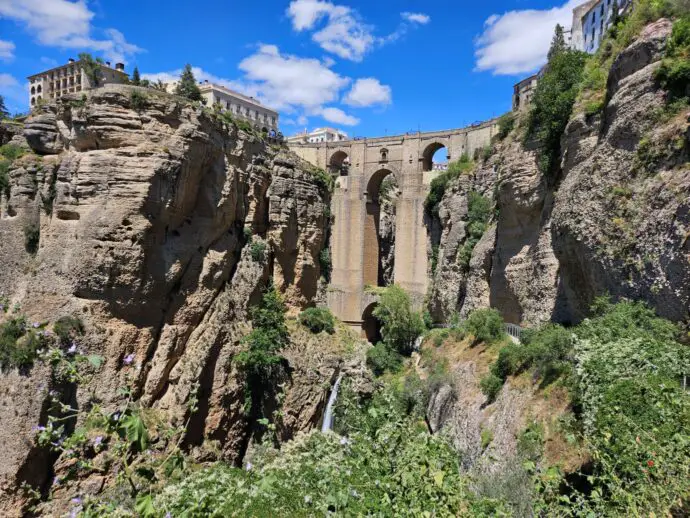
{"left": 362, "top": 302, "right": 381, "bottom": 343}
{"left": 363, "top": 168, "right": 397, "bottom": 287}
{"left": 328, "top": 150, "right": 350, "bottom": 176}
{"left": 422, "top": 141, "right": 450, "bottom": 172}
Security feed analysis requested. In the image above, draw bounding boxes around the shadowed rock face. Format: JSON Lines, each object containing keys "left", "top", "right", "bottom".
{"left": 0, "top": 86, "right": 354, "bottom": 513}
{"left": 430, "top": 19, "right": 689, "bottom": 327}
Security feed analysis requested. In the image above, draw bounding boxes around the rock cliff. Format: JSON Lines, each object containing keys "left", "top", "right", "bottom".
{"left": 0, "top": 86, "right": 361, "bottom": 513}
{"left": 429, "top": 19, "right": 689, "bottom": 327}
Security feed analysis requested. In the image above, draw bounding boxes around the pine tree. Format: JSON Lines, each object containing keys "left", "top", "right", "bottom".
{"left": 547, "top": 24, "right": 567, "bottom": 62}
{"left": 131, "top": 66, "right": 141, "bottom": 86}
{"left": 175, "top": 64, "right": 202, "bottom": 101}
{"left": 0, "top": 95, "right": 8, "bottom": 119}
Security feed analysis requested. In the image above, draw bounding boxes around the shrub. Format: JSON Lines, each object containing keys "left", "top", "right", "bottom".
{"left": 298, "top": 307, "right": 335, "bottom": 334}
{"left": 372, "top": 285, "right": 425, "bottom": 356}
{"left": 249, "top": 241, "right": 267, "bottom": 262}
{"left": 457, "top": 191, "right": 491, "bottom": 271}
{"left": 0, "top": 316, "right": 47, "bottom": 371}
{"left": 311, "top": 167, "right": 334, "bottom": 194}
{"left": 464, "top": 308, "right": 504, "bottom": 345}
{"left": 235, "top": 119, "right": 253, "bottom": 133}
{"left": 0, "top": 160, "right": 10, "bottom": 197}
{"left": 497, "top": 113, "right": 515, "bottom": 140}
{"left": 525, "top": 49, "right": 587, "bottom": 177}
{"left": 656, "top": 18, "right": 690, "bottom": 100}
{"left": 319, "top": 248, "right": 332, "bottom": 281}
{"left": 517, "top": 421, "right": 544, "bottom": 461}
{"left": 480, "top": 373, "right": 503, "bottom": 402}
{"left": 366, "top": 342, "right": 403, "bottom": 376}
{"left": 24, "top": 223, "right": 40, "bottom": 255}
{"left": 480, "top": 428, "right": 494, "bottom": 450}
{"left": 424, "top": 156, "right": 475, "bottom": 218}
{"left": 520, "top": 324, "right": 574, "bottom": 386}
{"left": 0, "top": 144, "right": 25, "bottom": 161}
{"left": 130, "top": 90, "right": 148, "bottom": 112}
{"left": 53, "top": 316, "right": 85, "bottom": 345}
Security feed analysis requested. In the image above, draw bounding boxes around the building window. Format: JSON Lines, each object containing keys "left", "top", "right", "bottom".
{"left": 380, "top": 148, "right": 388, "bottom": 161}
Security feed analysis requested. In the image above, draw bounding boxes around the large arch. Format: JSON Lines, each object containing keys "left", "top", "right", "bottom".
{"left": 422, "top": 141, "right": 449, "bottom": 172}
{"left": 328, "top": 150, "right": 350, "bottom": 176}
{"left": 363, "top": 168, "right": 396, "bottom": 287}
{"left": 361, "top": 302, "right": 381, "bottom": 343}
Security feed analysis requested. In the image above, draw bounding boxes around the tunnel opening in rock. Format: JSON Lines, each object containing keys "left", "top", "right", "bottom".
{"left": 363, "top": 169, "right": 398, "bottom": 287}
{"left": 361, "top": 302, "right": 381, "bottom": 343}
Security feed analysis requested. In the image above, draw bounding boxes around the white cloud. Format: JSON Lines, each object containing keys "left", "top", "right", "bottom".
{"left": 401, "top": 12, "right": 430, "bottom": 25}
{"left": 319, "top": 106, "right": 359, "bottom": 126}
{"left": 343, "top": 78, "right": 391, "bottom": 107}
{"left": 475, "top": 0, "right": 579, "bottom": 75}
{"left": 0, "top": 73, "right": 19, "bottom": 88}
{"left": 0, "top": 0, "right": 142, "bottom": 63}
{"left": 287, "top": 0, "right": 375, "bottom": 61}
{"left": 0, "top": 73, "right": 27, "bottom": 114}
{"left": 0, "top": 40, "right": 15, "bottom": 61}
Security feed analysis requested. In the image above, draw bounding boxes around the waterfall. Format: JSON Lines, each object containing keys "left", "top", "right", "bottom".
{"left": 321, "top": 373, "right": 344, "bottom": 433}
{"left": 413, "top": 335, "right": 424, "bottom": 351}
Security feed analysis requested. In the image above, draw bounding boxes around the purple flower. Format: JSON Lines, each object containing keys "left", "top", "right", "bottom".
{"left": 67, "top": 343, "right": 77, "bottom": 355}
{"left": 340, "top": 436, "right": 350, "bottom": 446}
{"left": 245, "top": 461, "right": 252, "bottom": 471}
{"left": 32, "top": 322, "right": 40, "bottom": 328}
{"left": 71, "top": 497, "right": 82, "bottom": 505}
{"left": 33, "top": 425, "right": 47, "bottom": 432}
{"left": 123, "top": 353, "right": 135, "bottom": 366}
{"left": 53, "top": 476, "right": 61, "bottom": 486}
{"left": 165, "top": 513, "right": 172, "bottom": 518}
{"left": 92, "top": 435, "right": 104, "bottom": 447}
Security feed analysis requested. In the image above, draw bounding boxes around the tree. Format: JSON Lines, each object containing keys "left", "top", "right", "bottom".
{"left": 175, "top": 64, "right": 202, "bottom": 101}
{"left": 0, "top": 95, "right": 8, "bottom": 119}
{"left": 611, "top": 0, "right": 620, "bottom": 26}
{"left": 78, "top": 52, "right": 104, "bottom": 87}
{"left": 131, "top": 66, "right": 141, "bottom": 86}
{"left": 547, "top": 24, "right": 567, "bottom": 62}
{"left": 373, "top": 285, "right": 425, "bottom": 356}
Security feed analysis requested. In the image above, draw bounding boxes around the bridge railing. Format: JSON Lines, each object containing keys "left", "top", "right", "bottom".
{"left": 505, "top": 323, "right": 523, "bottom": 342}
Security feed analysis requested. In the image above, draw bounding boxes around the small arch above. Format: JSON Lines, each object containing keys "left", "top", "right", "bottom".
{"left": 329, "top": 150, "right": 350, "bottom": 176}
{"left": 362, "top": 302, "right": 381, "bottom": 343}
{"left": 380, "top": 148, "right": 389, "bottom": 162}
{"left": 422, "top": 141, "right": 449, "bottom": 172}
{"left": 31, "top": 86, "right": 36, "bottom": 95}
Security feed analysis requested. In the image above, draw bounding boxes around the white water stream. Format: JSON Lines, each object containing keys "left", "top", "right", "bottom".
{"left": 321, "top": 373, "right": 344, "bottom": 432}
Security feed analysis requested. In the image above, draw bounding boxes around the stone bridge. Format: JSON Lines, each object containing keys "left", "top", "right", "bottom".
{"left": 289, "top": 120, "right": 498, "bottom": 337}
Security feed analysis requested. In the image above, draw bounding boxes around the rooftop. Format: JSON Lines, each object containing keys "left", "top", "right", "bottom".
{"left": 198, "top": 81, "right": 277, "bottom": 114}
{"left": 28, "top": 58, "right": 127, "bottom": 80}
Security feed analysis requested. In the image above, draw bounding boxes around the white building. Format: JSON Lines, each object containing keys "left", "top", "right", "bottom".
{"left": 165, "top": 80, "right": 279, "bottom": 132}
{"left": 572, "top": 0, "right": 631, "bottom": 54}
{"left": 286, "top": 127, "right": 349, "bottom": 144}
{"left": 28, "top": 58, "right": 128, "bottom": 108}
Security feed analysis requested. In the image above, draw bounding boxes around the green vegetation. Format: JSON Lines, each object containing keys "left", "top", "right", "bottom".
{"left": 234, "top": 285, "right": 288, "bottom": 417}
{"left": 525, "top": 29, "right": 587, "bottom": 176}
{"left": 24, "top": 223, "right": 40, "bottom": 255}
{"left": 319, "top": 248, "right": 332, "bottom": 281}
{"left": 366, "top": 341, "right": 404, "bottom": 376}
{"left": 464, "top": 308, "right": 505, "bottom": 346}
{"left": 480, "top": 428, "right": 494, "bottom": 450}
{"left": 130, "top": 90, "right": 148, "bottom": 112}
{"left": 372, "top": 285, "right": 425, "bottom": 356}
{"left": 53, "top": 316, "right": 85, "bottom": 345}
{"left": 298, "top": 307, "right": 335, "bottom": 334}
{"left": 249, "top": 240, "right": 267, "bottom": 262}
{"left": 0, "top": 144, "right": 24, "bottom": 161}
{"left": 131, "top": 66, "right": 141, "bottom": 86}
{"left": 424, "top": 155, "right": 474, "bottom": 218}
{"left": 0, "top": 160, "right": 10, "bottom": 197}
{"left": 0, "top": 94, "right": 8, "bottom": 119}
{"left": 0, "top": 316, "right": 45, "bottom": 371}
{"left": 310, "top": 167, "right": 334, "bottom": 194}
{"left": 496, "top": 112, "right": 515, "bottom": 140}
{"left": 656, "top": 16, "right": 690, "bottom": 100}
{"left": 175, "top": 64, "right": 202, "bottom": 102}
{"left": 457, "top": 191, "right": 491, "bottom": 271}
{"left": 78, "top": 52, "right": 104, "bottom": 87}
{"left": 0, "top": 144, "right": 24, "bottom": 198}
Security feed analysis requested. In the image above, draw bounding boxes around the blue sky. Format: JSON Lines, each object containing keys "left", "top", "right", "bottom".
{"left": 0, "top": 0, "right": 581, "bottom": 137}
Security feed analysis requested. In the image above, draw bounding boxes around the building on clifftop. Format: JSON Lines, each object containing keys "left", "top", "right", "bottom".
{"left": 28, "top": 58, "right": 128, "bottom": 108}
{"left": 286, "top": 127, "right": 349, "bottom": 144}
{"left": 571, "top": 0, "right": 632, "bottom": 53}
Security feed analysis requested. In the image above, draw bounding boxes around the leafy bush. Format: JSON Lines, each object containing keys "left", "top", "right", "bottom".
{"left": 0, "top": 160, "right": 9, "bottom": 197}
{"left": 0, "top": 144, "right": 25, "bottom": 161}
{"left": 311, "top": 167, "right": 334, "bottom": 194}
{"left": 249, "top": 240, "right": 266, "bottom": 262}
{"left": 480, "top": 373, "right": 503, "bottom": 402}
{"left": 319, "top": 248, "right": 331, "bottom": 281}
{"left": 0, "top": 316, "right": 48, "bottom": 371}
{"left": 497, "top": 113, "right": 515, "bottom": 140}
{"left": 480, "top": 428, "right": 494, "bottom": 449}
{"left": 24, "top": 223, "right": 40, "bottom": 255}
{"left": 130, "top": 89, "right": 148, "bottom": 112}
{"left": 517, "top": 421, "right": 544, "bottom": 461}
{"left": 656, "top": 17, "right": 690, "bottom": 99}
{"left": 366, "top": 342, "right": 403, "bottom": 376}
{"left": 457, "top": 191, "right": 491, "bottom": 271}
{"left": 298, "top": 307, "right": 335, "bottom": 334}
{"left": 53, "top": 316, "right": 85, "bottom": 345}
{"left": 424, "top": 156, "right": 475, "bottom": 218}
{"left": 372, "top": 285, "right": 425, "bottom": 356}
{"left": 464, "top": 308, "right": 504, "bottom": 345}
{"left": 525, "top": 49, "right": 587, "bottom": 177}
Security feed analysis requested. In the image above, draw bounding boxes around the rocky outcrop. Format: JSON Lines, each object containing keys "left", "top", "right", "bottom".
{"left": 378, "top": 176, "right": 399, "bottom": 286}
{"left": 0, "top": 85, "right": 352, "bottom": 513}
{"left": 430, "top": 19, "right": 689, "bottom": 327}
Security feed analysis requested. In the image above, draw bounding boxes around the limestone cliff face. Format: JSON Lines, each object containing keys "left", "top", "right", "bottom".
{"left": 0, "top": 86, "right": 354, "bottom": 510}
{"left": 430, "top": 19, "right": 689, "bottom": 327}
